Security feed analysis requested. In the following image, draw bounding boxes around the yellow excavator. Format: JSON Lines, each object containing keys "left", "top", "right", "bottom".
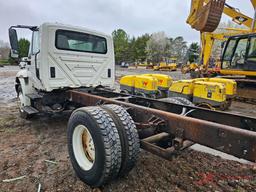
{"left": 187, "top": 0, "right": 256, "bottom": 69}
{"left": 186, "top": 0, "right": 256, "bottom": 103}
{"left": 201, "top": 28, "right": 252, "bottom": 69}
{"left": 187, "top": 0, "right": 256, "bottom": 32}
{"left": 182, "top": 29, "right": 252, "bottom": 78}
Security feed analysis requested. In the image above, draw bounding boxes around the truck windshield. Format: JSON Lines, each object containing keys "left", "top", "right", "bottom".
{"left": 55, "top": 30, "right": 107, "bottom": 54}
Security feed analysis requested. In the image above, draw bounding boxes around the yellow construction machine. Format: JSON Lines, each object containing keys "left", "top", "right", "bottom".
{"left": 120, "top": 74, "right": 172, "bottom": 98}
{"left": 187, "top": 0, "right": 255, "bottom": 71}
{"left": 120, "top": 74, "right": 236, "bottom": 110}
{"left": 187, "top": 0, "right": 256, "bottom": 103}
{"left": 201, "top": 28, "right": 252, "bottom": 69}
{"left": 182, "top": 29, "right": 252, "bottom": 78}
{"left": 169, "top": 77, "right": 237, "bottom": 110}
{"left": 153, "top": 57, "right": 178, "bottom": 71}
{"left": 120, "top": 75, "right": 159, "bottom": 98}
{"left": 187, "top": 0, "right": 256, "bottom": 32}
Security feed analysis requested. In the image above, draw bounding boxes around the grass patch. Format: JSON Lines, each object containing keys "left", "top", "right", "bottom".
{"left": 0, "top": 59, "right": 10, "bottom": 65}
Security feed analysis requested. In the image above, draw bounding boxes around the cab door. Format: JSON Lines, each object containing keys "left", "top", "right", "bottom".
{"left": 27, "top": 30, "right": 44, "bottom": 90}
{"left": 245, "top": 36, "right": 256, "bottom": 71}
{"left": 29, "top": 31, "right": 40, "bottom": 80}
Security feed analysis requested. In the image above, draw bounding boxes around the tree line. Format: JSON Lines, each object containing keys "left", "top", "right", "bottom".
{"left": 112, "top": 29, "right": 199, "bottom": 65}
{"left": 0, "top": 38, "right": 30, "bottom": 64}
{"left": 0, "top": 30, "right": 200, "bottom": 65}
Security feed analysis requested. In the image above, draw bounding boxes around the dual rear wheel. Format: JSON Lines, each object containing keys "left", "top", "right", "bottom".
{"left": 67, "top": 105, "right": 140, "bottom": 187}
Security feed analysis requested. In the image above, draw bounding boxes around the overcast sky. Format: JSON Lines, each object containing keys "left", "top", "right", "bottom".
{"left": 0, "top": 0, "right": 254, "bottom": 44}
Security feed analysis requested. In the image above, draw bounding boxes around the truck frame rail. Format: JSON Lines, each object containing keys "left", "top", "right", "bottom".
{"left": 68, "top": 88, "right": 256, "bottom": 162}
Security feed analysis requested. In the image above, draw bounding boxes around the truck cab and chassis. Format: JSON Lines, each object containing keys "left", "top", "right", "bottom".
{"left": 8, "top": 23, "right": 256, "bottom": 187}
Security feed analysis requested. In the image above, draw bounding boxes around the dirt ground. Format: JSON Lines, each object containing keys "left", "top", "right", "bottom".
{"left": 0, "top": 66, "right": 256, "bottom": 192}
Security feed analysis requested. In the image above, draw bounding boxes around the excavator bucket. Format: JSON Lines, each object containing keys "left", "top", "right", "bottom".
{"left": 187, "top": 0, "right": 226, "bottom": 32}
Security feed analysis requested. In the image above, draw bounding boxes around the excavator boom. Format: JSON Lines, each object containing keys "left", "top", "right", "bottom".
{"left": 224, "top": 4, "right": 253, "bottom": 29}
{"left": 187, "top": 0, "right": 256, "bottom": 33}
{"left": 251, "top": 0, "right": 256, "bottom": 9}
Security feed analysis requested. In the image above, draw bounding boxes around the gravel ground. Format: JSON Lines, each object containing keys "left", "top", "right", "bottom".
{"left": 0, "top": 65, "right": 255, "bottom": 192}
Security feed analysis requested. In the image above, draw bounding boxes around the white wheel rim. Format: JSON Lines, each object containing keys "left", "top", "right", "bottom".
{"left": 73, "top": 125, "right": 95, "bottom": 171}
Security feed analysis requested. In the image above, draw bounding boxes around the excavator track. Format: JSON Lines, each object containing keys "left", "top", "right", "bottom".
{"left": 234, "top": 96, "right": 256, "bottom": 105}
{"left": 228, "top": 78, "right": 256, "bottom": 105}
{"left": 189, "top": 0, "right": 226, "bottom": 32}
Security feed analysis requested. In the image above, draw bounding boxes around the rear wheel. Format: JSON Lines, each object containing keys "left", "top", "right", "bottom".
{"left": 67, "top": 106, "right": 122, "bottom": 187}
{"left": 172, "top": 97, "right": 195, "bottom": 106}
{"left": 120, "top": 89, "right": 130, "bottom": 94}
{"left": 101, "top": 104, "right": 140, "bottom": 177}
{"left": 136, "top": 92, "right": 147, "bottom": 98}
{"left": 159, "top": 97, "right": 183, "bottom": 105}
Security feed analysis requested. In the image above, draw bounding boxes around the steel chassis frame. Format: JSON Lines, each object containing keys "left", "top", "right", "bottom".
{"left": 68, "top": 88, "right": 256, "bottom": 162}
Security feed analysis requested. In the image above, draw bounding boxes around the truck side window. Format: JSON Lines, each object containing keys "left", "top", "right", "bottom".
{"left": 222, "top": 39, "right": 236, "bottom": 69}
{"left": 55, "top": 30, "right": 107, "bottom": 54}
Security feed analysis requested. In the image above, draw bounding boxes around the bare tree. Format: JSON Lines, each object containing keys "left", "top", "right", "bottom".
{"left": 146, "top": 32, "right": 171, "bottom": 63}
{"left": 0, "top": 40, "right": 10, "bottom": 60}
{"left": 170, "top": 36, "right": 188, "bottom": 62}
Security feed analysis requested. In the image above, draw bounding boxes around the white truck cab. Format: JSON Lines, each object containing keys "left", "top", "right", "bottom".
{"left": 9, "top": 23, "right": 115, "bottom": 117}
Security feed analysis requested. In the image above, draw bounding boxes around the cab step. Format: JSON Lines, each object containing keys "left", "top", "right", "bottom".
{"left": 22, "top": 106, "right": 39, "bottom": 115}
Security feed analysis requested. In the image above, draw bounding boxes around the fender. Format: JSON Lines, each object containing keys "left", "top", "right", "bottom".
{"left": 15, "top": 69, "right": 29, "bottom": 94}
{"left": 15, "top": 77, "right": 32, "bottom": 107}
{"left": 15, "top": 69, "right": 44, "bottom": 93}
{"left": 15, "top": 69, "right": 38, "bottom": 107}
{"left": 16, "top": 69, "right": 29, "bottom": 79}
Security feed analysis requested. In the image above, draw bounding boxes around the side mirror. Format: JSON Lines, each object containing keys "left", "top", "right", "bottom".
{"left": 9, "top": 28, "right": 19, "bottom": 58}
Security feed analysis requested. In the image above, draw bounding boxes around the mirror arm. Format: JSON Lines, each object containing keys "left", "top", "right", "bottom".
{"left": 35, "top": 51, "right": 40, "bottom": 79}
{"left": 9, "top": 25, "right": 38, "bottom": 31}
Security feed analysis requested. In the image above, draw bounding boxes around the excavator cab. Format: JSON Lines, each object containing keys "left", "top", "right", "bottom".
{"left": 221, "top": 34, "right": 256, "bottom": 73}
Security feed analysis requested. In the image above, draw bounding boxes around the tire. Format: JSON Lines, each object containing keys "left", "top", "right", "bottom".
{"left": 136, "top": 92, "right": 147, "bottom": 98}
{"left": 226, "top": 99, "right": 232, "bottom": 108}
{"left": 156, "top": 90, "right": 163, "bottom": 98}
{"left": 159, "top": 97, "right": 183, "bottom": 105}
{"left": 172, "top": 97, "right": 195, "bottom": 106}
{"left": 120, "top": 89, "right": 129, "bottom": 94}
{"left": 17, "top": 85, "right": 32, "bottom": 119}
{"left": 150, "top": 94, "right": 157, "bottom": 99}
{"left": 67, "top": 106, "right": 122, "bottom": 187}
{"left": 101, "top": 104, "right": 140, "bottom": 177}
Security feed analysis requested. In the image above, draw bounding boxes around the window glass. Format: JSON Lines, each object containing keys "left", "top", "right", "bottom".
{"left": 32, "top": 31, "right": 40, "bottom": 55}
{"left": 56, "top": 30, "right": 107, "bottom": 54}
{"left": 223, "top": 39, "right": 236, "bottom": 61}
{"left": 248, "top": 37, "right": 256, "bottom": 61}
{"left": 230, "top": 38, "right": 248, "bottom": 68}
